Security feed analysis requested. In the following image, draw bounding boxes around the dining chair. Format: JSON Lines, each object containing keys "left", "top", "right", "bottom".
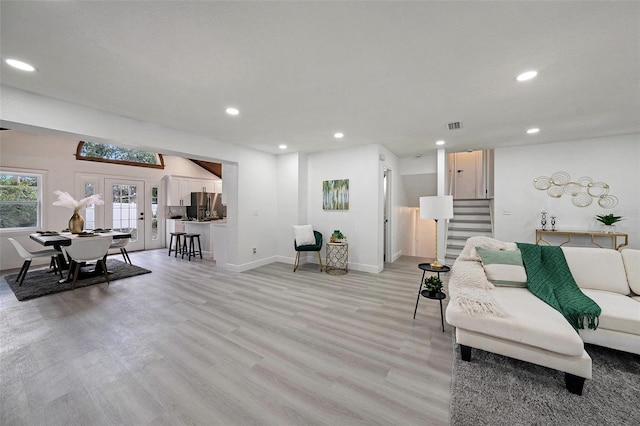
{"left": 110, "top": 237, "right": 132, "bottom": 264}
{"left": 8, "top": 238, "right": 62, "bottom": 286}
{"left": 62, "top": 236, "right": 113, "bottom": 290}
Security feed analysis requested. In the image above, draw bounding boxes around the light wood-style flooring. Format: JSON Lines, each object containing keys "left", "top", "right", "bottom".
{"left": 1, "top": 250, "right": 452, "bottom": 425}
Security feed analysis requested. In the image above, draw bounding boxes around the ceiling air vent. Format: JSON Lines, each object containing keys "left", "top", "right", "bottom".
{"left": 447, "top": 121, "right": 463, "bottom": 130}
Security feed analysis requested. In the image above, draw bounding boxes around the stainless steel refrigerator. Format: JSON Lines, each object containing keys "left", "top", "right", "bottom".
{"left": 187, "top": 192, "right": 223, "bottom": 220}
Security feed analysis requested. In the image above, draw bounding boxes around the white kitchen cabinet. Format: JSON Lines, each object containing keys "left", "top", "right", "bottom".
{"left": 204, "top": 180, "right": 218, "bottom": 193}
{"left": 166, "top": 176, "right": 191, "bottom": 206}
{"left": 189, "top": 179, "right": 204, "bottom": 194}
{"left": 189, "top": 179, "right": 219, "bottom": 193}
{"left": 213, "top": 180, "right": 222, "bottom": 194}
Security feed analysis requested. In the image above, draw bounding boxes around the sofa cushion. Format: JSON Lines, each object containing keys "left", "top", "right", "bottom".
{"left": 447, "top": 286, "right": 585, "bottom": 356}
{"left": 457, "top": 236, "right": 518, "bottom": 261}
{"left": 581, "top": 289, "right": 640, "bottom": 335}
{"left": 476, "top": 247, "right": 527, "bottom": 287}
{"left": 562, "top": 247, "right": 630, "bottom": 295}
{"left": 622, "top": 249, "right": 640, "bottom": 295}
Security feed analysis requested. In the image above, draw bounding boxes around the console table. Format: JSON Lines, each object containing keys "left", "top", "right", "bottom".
{"left": 535, "top": 229, "right": 629, "bottom": 251}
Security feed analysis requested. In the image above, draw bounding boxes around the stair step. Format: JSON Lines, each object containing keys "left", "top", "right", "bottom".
{"left": 451, "top": 217, "right": 491, "bottom": 223}
{"left": 451, "top": 218, "right": 491, "bottom": 223}
{"left": 450, "top": 225, "right": 492, "bottom": 232}
{"left": 447, "top": 199, "right": 493, "bottom": 262}
{"left": 453, "top": 199, "right": 491, "bottom": 206}
{"left": 453, "top": 207, "right": 489, "bottom": 216}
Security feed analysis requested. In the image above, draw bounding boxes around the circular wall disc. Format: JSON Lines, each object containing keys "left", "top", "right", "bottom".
{"left": 563, "top": 182, "right": 582, "bottom": 196}
{"left": 598, "top": 195, "right": 618, "bottom": 209}
{"left": 550, "top": 171, "right": 571, "bottom": 185}
{"left": 572, "top": 192, "right": 593, "bottom": 207}
{"left": 587, "top": 182, "right": 610, "bottom": 197}
{"left": 547, "top": 186, "right": 564, "bottom": 198}
{"left": 578, "top": 176, "right": 593, "bottom": 187}
{"left": 533, "top": 176, "right": 551, "bottom": 190}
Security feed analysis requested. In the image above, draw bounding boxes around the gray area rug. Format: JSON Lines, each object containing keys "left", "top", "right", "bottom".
{"left": 2, "top": 259, "right": 151, "bottom": 301}
{"left": 450, "top": 340, "right": 640, "bottom": 425}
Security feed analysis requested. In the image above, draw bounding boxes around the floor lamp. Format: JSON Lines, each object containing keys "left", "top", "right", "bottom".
{"left": 419, "top": 195, "right": 454, "bottom": 269}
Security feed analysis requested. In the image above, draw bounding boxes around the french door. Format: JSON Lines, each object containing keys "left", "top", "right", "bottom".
{"left": 105, "top": 179, "right": 145, "bottom": 252}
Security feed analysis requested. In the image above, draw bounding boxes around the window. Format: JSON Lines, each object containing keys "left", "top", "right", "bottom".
{"left": 151, "top": 186, "right": 159, "bottom": 240}
{"left": 0, "top": 171, "right": 42, "bottom": 229}
{"left": 84, "top": 182, "right": 97, "bottom": 230}
{"left": 76, "top": 141, "right": 165, "bottom": 169}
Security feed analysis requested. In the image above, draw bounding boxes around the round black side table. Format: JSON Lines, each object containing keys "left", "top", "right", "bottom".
{"left": 413, "top": 263, "right": 451, "bottom": 332}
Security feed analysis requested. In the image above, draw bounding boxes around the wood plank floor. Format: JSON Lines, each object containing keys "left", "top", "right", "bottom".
{"left": 0, "top": 250, "right": 453, "bottom": 425}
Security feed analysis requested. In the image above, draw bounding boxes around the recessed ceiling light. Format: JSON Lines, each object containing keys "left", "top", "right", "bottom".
{"left": 516, "top": 70, "right": 538, "bottom": 82}
{"left": 5, "top": 58, "right": 36, "bottom": 72}
{"left": 527, "top": 128, "right": 540, "bottom": 134}
{"left": 436, "top": 140, "right": 446, "bottom": 145}
{"left": 334, "top": 132, "right": 344, "bottom": 139}
{"left": 278, "top": 144, "right": 287, "bottom": 150}
{"left": 225, "top": 107, "right": 239, "bottom": 116}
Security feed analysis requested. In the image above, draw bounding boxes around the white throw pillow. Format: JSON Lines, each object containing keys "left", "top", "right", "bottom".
{"left": 293, "top": 225, "right": 316, "bottom": 246}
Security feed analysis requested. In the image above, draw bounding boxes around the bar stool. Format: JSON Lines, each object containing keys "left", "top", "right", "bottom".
{"left": 183, "top": 233, "right": 203, "bottom": 261}
{"left": 168, "top": 232, "right": 186, "bottom": 257}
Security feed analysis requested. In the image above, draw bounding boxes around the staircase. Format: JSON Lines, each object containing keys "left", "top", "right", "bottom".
{"left": 445, "top": 199, "right": 493, "bottom": 264}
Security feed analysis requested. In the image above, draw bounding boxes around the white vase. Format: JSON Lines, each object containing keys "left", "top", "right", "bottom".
{"left": 601, "top": 224, "right": 616, "bottom": 233}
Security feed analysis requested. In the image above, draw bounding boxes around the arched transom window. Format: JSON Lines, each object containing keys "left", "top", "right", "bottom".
{"left": 76, "top": 141, "right": 165, "bottom": 169}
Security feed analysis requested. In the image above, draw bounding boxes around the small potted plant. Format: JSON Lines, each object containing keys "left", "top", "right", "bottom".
{"left": 330, "top": 230, "right": 345, "bottom": 243}
{"left": 423, "top": 275, "right": 443, "bottom": 297}
{"left": 595, "top": 213, "right": 623, "bottom": 233}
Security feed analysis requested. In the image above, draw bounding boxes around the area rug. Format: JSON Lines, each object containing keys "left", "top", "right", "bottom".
{"left": 450, "top": 340, "right": 640, "bottom": 425}
{"left": 2, "top": 259, "right": 151, "bottom": 301}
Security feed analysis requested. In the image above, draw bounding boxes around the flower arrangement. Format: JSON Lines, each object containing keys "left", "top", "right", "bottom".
{"left": 52, "top": 190, "right": 104, "bottom": 211}
{"left": 52, "top": 190, "right": 104, "bottom": 233}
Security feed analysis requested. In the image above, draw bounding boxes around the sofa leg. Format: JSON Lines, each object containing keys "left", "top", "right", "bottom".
{"left": 460, "top": 345, "right": 472, "bottom": 362}
{"left": 565, "top": 373, "right": 585, "bottom": 395}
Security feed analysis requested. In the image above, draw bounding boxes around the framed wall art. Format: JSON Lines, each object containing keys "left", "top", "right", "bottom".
{"left": 323, "top": 179, "right": 349, "bottom": 210}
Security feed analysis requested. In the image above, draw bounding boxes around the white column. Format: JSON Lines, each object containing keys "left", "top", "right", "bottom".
{"left": 437, "top": 148, "right": 447, "bottom": 265}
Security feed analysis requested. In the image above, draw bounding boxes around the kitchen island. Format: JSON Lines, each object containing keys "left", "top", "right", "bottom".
{"left": 182, "top": 220, "right": 226, "bottom": 267}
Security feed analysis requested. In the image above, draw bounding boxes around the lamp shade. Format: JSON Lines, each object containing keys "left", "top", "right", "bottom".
{"left": 419, "top": 195, "right": 454, "bottom": 220}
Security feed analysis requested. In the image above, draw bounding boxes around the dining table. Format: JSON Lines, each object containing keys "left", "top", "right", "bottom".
{"left": 30, "top": 230, "right": 132, "bottom": 282}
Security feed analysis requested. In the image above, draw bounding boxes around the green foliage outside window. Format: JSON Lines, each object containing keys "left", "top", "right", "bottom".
{"left": 0, "top": 173, "right": 39, "bottom": 228}
{"left": 80, "top": 142, "right": 159, "bottom": 164}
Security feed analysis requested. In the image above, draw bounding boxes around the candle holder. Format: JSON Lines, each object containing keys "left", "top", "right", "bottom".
{"left": 551, "top": 216, "right": 556, "bottom": 231}
{"left": 541, "top": 211, "right": 547, "bottom": 230}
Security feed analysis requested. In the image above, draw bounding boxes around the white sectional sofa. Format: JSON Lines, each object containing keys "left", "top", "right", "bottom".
{"left": 445, "top": 237, "right": 640, "bottom": 395}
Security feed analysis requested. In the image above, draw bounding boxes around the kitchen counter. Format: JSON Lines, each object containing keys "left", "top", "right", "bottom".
{"left": 182, "top": 220, "right": 227, "bottom": 266}
{"left": 181, "top": 219, "right": 226, "bottom": 225}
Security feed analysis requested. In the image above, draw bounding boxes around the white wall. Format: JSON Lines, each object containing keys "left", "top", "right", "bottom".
{"left": 494, "top": 133, "right": 640, "bottom": 249}
{"left": 307, "top": 145, "right": 382, "bottom": 273}
{"left": 276, "top": 152, "right": 309, "bottom": 265}
{"left": 1, "top": 85, "right": 279, "bottom": 272}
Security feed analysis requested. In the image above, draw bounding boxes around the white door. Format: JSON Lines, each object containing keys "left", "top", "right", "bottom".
{"left": 451, "top": 151, "right": 483, "bottom": 199}
{"left": 105, "top": 179, "right": 145, "bottom": 252}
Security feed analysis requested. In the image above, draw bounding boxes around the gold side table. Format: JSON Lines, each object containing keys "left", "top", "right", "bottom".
{"left": 326, "top": 242, "right": 348, "bottom": 275}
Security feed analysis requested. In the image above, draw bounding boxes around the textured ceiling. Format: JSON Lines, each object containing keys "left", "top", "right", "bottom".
{"left": 1, "top": 1, "right": 638, "bottom": 157}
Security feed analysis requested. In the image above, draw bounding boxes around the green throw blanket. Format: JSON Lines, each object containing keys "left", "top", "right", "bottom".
{"left": 516, "top": 243, "right": 600, "bottom": 331}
